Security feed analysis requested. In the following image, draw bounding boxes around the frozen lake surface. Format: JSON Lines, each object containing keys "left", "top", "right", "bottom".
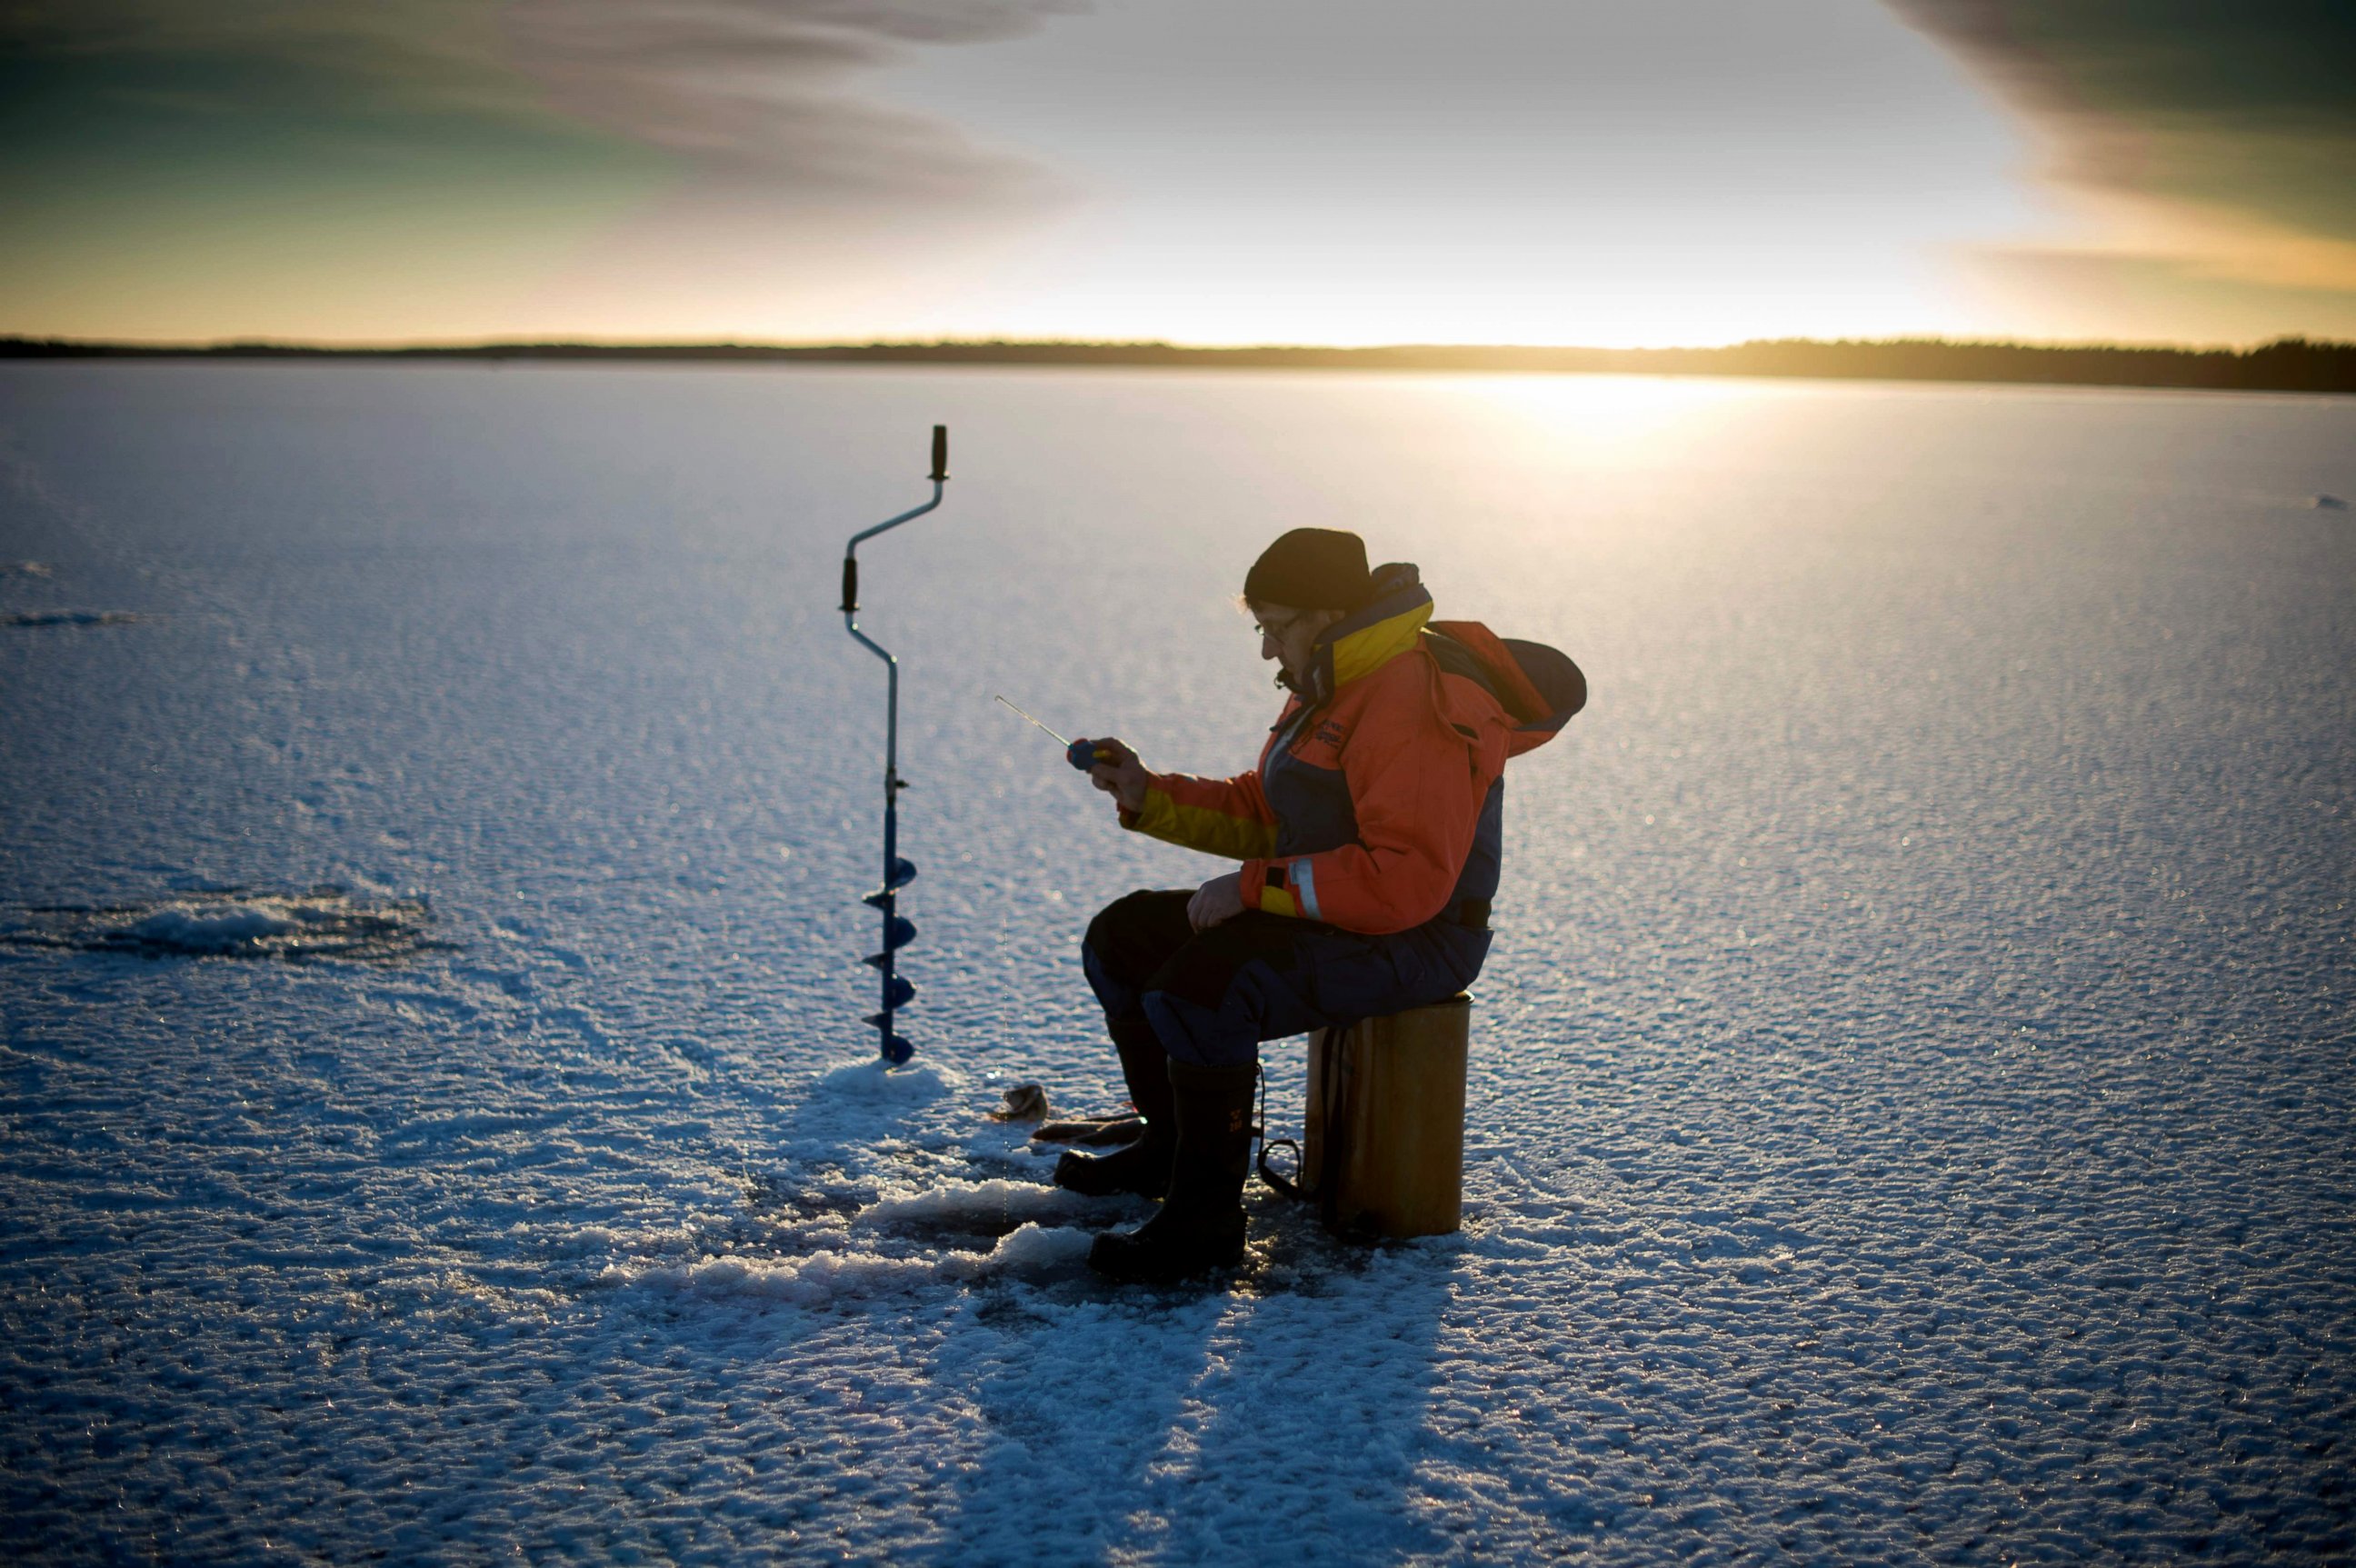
{"left": 3, "top": 363, "right": 2351, "bottom": 1563}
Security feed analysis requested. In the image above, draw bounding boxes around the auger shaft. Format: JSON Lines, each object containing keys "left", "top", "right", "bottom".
{"left": 840, "top": 425, "right": 949, "bottom": 1064}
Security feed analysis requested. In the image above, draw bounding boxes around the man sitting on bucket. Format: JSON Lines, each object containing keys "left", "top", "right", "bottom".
{"left": 1063, "top": 526, "right": 1582, "bottom": 1283}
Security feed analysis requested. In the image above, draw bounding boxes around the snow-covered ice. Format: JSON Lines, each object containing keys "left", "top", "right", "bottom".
{"left": 3, "top": 364, "right": 2351, "bottom": 1563}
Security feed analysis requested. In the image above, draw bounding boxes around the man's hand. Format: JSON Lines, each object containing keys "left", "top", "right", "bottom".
{"left": 1187, "top": 871, "right": 1246, "bottom": 932}
{"left": 1079, "top": 736, "right": 1149, "bottom": 814}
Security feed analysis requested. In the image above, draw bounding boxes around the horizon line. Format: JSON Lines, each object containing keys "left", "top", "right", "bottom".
{"left": 5, "top": 333, "right": 2351, "bottom": 395}
{"left": 5, "top": 330, "right": 2350, "bottom": 356}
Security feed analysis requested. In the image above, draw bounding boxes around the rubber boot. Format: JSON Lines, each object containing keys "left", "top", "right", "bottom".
{"left": 1087, "top": 1060, "right": 1256, "bottom": 1283}
{"left": 1053, "top": 1021, "right": 1175, "bottom": 1198}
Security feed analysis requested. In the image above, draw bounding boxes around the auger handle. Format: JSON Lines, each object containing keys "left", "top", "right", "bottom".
{"left": 929, "top": 425, "right": 948, "bottom": 483}
{"left": 840, "top": 556, "right": 857, "bottom": 614}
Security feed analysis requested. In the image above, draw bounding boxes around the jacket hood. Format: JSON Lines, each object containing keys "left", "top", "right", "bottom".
{"left": 1424, "top": 619, "right": 1587, "bottom": 756}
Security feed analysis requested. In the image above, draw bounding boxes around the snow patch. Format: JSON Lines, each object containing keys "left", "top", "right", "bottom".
{"left": 618, "top": 1249, "right": 941, "bottom": 1307}
{"left": 813, "top": 1057, "right": 962, "bottom": 1102}
{"left": 614, "top": 1219, "right": 1100, "bottom": 1305}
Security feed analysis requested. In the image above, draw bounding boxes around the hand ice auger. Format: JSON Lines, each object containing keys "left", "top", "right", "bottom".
{"left": 839, "top": 425, "right": 949, "bottom": 1064}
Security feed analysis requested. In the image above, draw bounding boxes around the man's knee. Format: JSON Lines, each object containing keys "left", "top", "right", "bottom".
{"left": 1081, "top": 939, "right": 1135, "bottom": 1019}
{"left": 1083, "top": 889, "right": 1160, "bottom": 958}
{"left": 1083, "top": 889, "right": 1193, "bottom": 1017}
{"left": 1083, "top": 890, "right": 1192, "bottom": 981}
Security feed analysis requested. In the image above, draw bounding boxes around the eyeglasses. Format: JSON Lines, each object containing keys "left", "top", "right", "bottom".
{"left": 1253, "top": 614, "right": 1304, "bottom": 639}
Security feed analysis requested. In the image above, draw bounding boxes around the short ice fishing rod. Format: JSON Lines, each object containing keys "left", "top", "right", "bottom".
{"left": 993, "top": 694, "right": 1107, "bottom": 772}
{"left": 840, "top": 425, "right": 949, "bottom": 1065}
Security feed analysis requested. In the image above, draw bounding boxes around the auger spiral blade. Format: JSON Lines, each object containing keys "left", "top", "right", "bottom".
{"left": 853, "top": 914, "right": 913, "bottom": 964}
{"left": 862, "top": 859, "right": 918, "bottom": 906}
{"left": 861, "top": 970, "right": 916, "bottom": 1007}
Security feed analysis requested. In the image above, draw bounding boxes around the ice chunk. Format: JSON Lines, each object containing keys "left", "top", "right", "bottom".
{"left": 964, "top": 1223, "right": 1094, "bottom": 1273}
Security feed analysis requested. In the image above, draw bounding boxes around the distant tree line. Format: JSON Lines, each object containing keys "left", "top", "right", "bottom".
{"left": 5, "top": 334, "right": 2351, "bottom": 394}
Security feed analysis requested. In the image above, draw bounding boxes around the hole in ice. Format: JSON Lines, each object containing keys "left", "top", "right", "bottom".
{"left": 3, "top": 609, "right": 136, "bottom": 628}
{"left": 5, "top": 886, "right": 452, "bottom": 964}
{"left": 882, "top": 1220, "right": 1015, "bottom": 1253}
{"left": 741, "top": 1172, "right": 869, "bottom": 1222}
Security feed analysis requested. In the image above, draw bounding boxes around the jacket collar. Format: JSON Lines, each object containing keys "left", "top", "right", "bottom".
{"left": 1300, "top": 563, "right": 1432, "bottom": 704}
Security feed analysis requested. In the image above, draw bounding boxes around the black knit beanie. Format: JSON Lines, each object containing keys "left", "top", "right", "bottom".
{"left": 1243, "top": 527, "right": 1372, "bottom": 612}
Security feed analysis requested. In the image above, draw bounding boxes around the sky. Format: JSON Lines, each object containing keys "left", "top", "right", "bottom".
{"left": 2, "top": 0, "right": 2351, "bottom": 347}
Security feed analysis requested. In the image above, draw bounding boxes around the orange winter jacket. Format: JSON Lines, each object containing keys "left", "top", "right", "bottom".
{"left": 1119, "top": 564, "right": 1582, "bottom": 935}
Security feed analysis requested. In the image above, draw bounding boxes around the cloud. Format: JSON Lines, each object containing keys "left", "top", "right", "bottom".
{"left": 1887, "top": 0, "right": 2356, "bottom": 307}
{"left": 0, "top": 1, "right": 519, "bottom": 111}
{"left": 500, "top": 0, "right": 1087, "bottom": 205}
{"left": 3, "top": 0, "right": 1087, "bottom": 206}
{"left": 2, "top": 0, "right": 1095, "bottom": 339}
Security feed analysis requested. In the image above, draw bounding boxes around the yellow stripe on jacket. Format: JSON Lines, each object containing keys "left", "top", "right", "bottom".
{"left": 1123, "top": 780, "right": 1281, "bottom": 860}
